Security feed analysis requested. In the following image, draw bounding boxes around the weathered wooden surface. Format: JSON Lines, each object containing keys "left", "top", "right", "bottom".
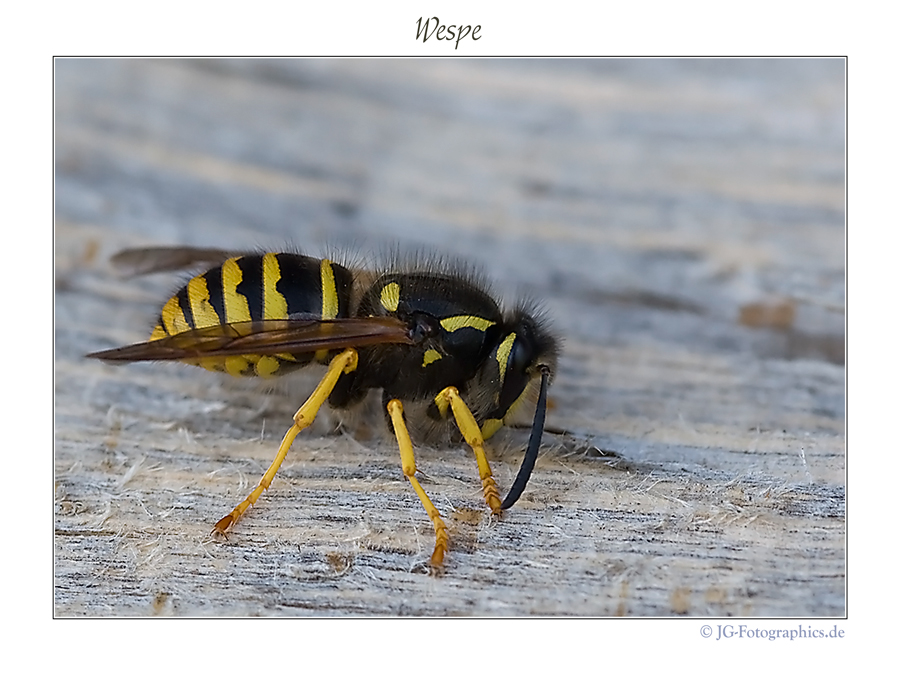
{"left": 55, "top": 59, "right": 845, "bottom": 616}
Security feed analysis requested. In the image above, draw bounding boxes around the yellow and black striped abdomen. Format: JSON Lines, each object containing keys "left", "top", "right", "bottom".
{"left": 150, "top": 253, "right": 353, "bottom": 377}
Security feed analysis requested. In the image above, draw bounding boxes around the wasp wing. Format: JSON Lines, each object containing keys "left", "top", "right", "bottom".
{"left": 110, "top": 246, "right": 239, "bottom": 277}
{"left": 87, "top": 317, "right": 412, "bottom": 363}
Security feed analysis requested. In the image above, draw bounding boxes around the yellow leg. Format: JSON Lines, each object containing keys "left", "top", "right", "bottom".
{"left": 434, "top": 386, "right": 502, "bottom": 515}
{"left": 213, "top": 348, "right": 358, "bottom": 535}
{"left": 387, "top": 399, "right": 449, "bottom": 567}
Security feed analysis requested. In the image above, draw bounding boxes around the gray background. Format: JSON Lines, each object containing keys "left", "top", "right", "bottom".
{"left": 55, "top": 58, "right": 844, "bottom": 616}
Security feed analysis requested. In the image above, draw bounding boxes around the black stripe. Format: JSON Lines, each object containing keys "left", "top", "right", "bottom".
{"left": 331, "top": 263, "right": 354, "bottom": 318}
{"left": 235, "top": 256, "right": 265, "bottom": 321}
{"left": 275, "top": 254, "right": 324, "bottom": 318}
{"left": 203, "top": 266, "right": 226, "bottom": 324}
{"left": 175, "top": 286, "right": 194, "bottom": 328}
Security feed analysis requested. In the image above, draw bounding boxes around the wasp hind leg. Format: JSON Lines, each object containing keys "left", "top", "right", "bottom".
{"left": 386, "top": 399, "right": 450, "bottom": 567}
{"left": 212, "top": 348, "right": 359, "bottom": 535}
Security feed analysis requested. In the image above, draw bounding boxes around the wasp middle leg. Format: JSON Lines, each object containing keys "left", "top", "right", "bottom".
{"left": 386, "top": 399, "right": 450, "bottom": 567}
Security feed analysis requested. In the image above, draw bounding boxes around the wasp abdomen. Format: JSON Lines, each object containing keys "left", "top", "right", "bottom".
{"left": 150, "top": 253, "right": 354, "bottom": 377}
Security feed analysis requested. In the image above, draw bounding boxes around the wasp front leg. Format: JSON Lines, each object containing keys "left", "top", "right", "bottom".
{"left": 434, "top": 386, "right": 502, "bottom": 515}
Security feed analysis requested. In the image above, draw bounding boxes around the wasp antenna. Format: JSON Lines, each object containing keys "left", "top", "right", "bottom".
{"left": 500, "top": 365, "right": 551, "bottom": 510}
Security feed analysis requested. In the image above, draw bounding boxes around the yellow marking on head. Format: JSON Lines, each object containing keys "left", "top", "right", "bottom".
{"left": 380, "top": 282, "right": 400, "bottom": 312}
{"left": 222, "top": 257, "right": 251, "bottom": 322}
{"left": 495, "top": 332, "right": 517, "bottom": 382}
{"left": 480, "top": 418, "right": 503, "bottom": 440}
{"left": 320, "top": 259, "right": 339, "bottom": 319}
{"left": 262, "top": 253, "right": 288, "bottom": 320}
{"left": 187, "top": 275, "right": 220, "bottom": 328}
{"left": 256, "top": 355, "right": 281, "bottom": 378}
{"left": 150, "top": 324, "right": 167, "bottom": 341}
{"left": 422, "top": 348, "right": 442, "bottom": 367}
{"left": 482, "top": 382, "right": 530, "bottom": 440}
{"left": 504, "top": 387, "right": 530, "bottom": 420}
{"left": 160, "top": 296, "right": 190, "bottom": 335}
{"left": 440, "top": 315, "right": 496, "bottom": 333}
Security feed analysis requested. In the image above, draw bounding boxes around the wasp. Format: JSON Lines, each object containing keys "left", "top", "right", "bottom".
{"left": 87, "top": 246, "right": 559, "bottom": 566}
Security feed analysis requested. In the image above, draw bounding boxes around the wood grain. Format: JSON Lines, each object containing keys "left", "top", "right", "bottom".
{"left": 55, "top": 58, "right": 845, "bottom": 616}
